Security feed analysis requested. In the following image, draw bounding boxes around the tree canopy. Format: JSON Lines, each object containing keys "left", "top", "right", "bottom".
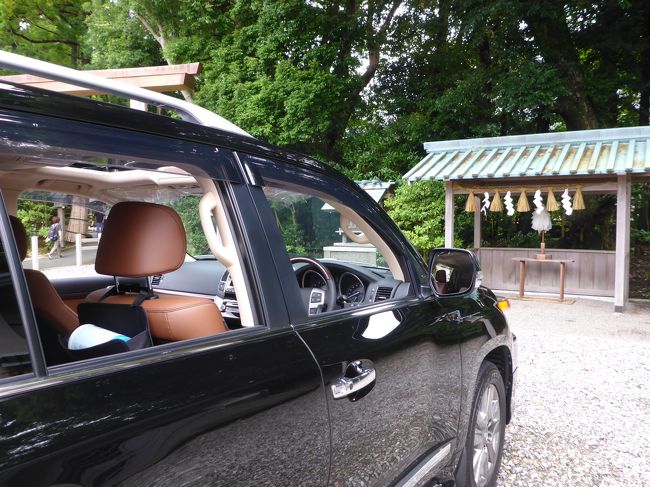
{"left": 1, "top": 0, "right": 649, "bottom": 259}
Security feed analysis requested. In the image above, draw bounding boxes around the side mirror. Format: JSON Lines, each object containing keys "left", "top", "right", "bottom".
{"left": 428, "top": 248, "right": 482, "bottom": 296}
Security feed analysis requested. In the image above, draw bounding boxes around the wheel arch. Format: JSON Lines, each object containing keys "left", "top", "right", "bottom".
{"left": 483, "top": 346, "right": 514, "bottom": 423}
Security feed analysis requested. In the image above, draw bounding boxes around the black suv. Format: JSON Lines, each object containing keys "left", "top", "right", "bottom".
{"left": 0, "top": 54, "right": 516, "bottom": 487}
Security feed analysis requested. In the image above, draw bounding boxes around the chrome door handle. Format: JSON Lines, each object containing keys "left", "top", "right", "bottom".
{"left": 331, "top": 361, "right": 376, "bottom": 400}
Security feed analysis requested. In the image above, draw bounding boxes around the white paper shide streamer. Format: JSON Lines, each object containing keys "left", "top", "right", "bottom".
{"left": 531, "top": 209, "right": 552, "bottom": 234}
{"left": 504, "top": 191, "right": 514, "bottom": 216}
{"left": 561, "top": 188, "right": 573, "bottom": 215}
{"left": 533, "top": 189, "right": 544, "bottom": 214}
{"left": 481, "top": 192, "right": 490, "bottom": 215}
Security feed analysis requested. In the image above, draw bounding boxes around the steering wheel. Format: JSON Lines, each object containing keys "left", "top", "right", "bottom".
{"left": 290, "top": 256, "right": 337, "bottom": 314}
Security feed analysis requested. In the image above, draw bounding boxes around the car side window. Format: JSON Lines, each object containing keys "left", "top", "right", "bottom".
{"left": 17, "top": 191, "right": 206, "bottom": 278}
{"left": 2, "top": 147, "right": 258, "bottom": 367}
{"left": 257, "top": 176, "right": 411, "bottom": 315}
{"left": 17, "top": 192, "right": 108, "bottom": 278}
{"left": 0, "top": 221, "right": 33, "bottom": 379}
{"left": 263, "top": 186, "right": 397, "bottom": 273}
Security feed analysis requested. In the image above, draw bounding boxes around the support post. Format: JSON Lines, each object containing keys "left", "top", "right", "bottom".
{"left": 473, "top": 196, "right": 481, "bottom": 249}
{"left": 560, "top": 262, "right": 566, "bottom": 302}
{"left": 75, "top": 233, "right": 83, "bottom": 267}
{"left": 614, "top": 174, "right": 631, "bottom": 312}
{"left": 444, "top": 181, "right": 454, "bottom": 248}
{"left": 31, "top": 235, "right": 39, "bottom": 271}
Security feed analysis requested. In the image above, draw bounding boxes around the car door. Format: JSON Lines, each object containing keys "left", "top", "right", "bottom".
{"left": 0, "top": 115, "right": 330, "bottom": 486}
{"left": 240, "top": 154, "right": 462, "bottom": 486}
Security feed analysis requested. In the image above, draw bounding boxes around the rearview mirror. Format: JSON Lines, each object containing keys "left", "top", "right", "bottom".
{"left": 428, "top": 248, "right": 481, "bottom": 296}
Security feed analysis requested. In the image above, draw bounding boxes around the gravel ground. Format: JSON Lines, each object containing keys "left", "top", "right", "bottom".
{"left": 496, "top": 296, "right": 650, "bottom": 487}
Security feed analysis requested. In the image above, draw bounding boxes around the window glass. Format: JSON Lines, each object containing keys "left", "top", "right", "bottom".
{"left": 0, "top": 226, "right": 33, "bottom": 379}
{"left": 0, "top": 124, "right": 265, "bottom": 372}
{"left": 18, "top": 185, "right": 206, "bottom": 279}
{"left": 260, "top": 182, "right": 409, "bottom": 315}
{"left": 17, "top": 193, "right": 107, "bottom": 279}
{"left": 264, "top": 186, "right": 395, "bottom": 273}
{"left": 168, "top": 195, "right": 211, "bottom": 258}
{"left": 1, "top": 155, "right": 254, "bottom": 367}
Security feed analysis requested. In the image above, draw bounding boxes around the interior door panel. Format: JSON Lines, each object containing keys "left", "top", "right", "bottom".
{"left": 52, "top": 275, "right": 114, "bottom": 301}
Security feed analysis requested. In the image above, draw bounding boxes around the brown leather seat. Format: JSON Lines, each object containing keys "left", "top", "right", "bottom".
{"left": 85, "top": 201, "right": 227, "bottom": 341}
{"left": 9, "top": 216, "right": 79, "bottom": 335}
{"left": 434, "top": 269, "right": 448, "bottom": 295}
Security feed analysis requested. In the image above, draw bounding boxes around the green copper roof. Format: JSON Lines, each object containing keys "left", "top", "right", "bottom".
{"left": 404, "top": 126, "right": 650, "bottom": 182}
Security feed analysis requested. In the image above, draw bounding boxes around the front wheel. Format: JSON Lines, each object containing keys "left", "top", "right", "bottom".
{"left": 462, "top": 362, "right": 506, "bottom": 487}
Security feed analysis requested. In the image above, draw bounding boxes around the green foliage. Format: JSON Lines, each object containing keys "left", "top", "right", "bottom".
{"left": 17, "top": 200, "right": 53, "bottom": 239}
{"left": 0, "top": 0, "right": 87, "bottom": 67}
{"left": 340, "top": 113, "right": 429, "bottom": 181}
{"left": 277, "top": 218, "right": 308, "bottom": 257}
{"left": 3, "top": 0, "right": 650, "bottom": 263}
{"left": 169, "top": 196, "right": 210, "bottom": 256}
{"left": 632, "top": 229, "right": 650, "bottom": 245}
{"left": 83, "top": 0, "right": 233, "bottom": 68}
{"left": 198, "top": 57, "right": 345, "bottom": 148}
{"left": 83, "top": 0, "right": 164, "bottom": 68}
{"left": 269, "top": 195, "right": 339, "bottom": 258}
{"left": 384, "top": 181, "right": 445, "bottom": 257}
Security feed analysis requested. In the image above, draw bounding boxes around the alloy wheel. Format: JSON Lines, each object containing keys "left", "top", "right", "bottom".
{"left": 472, "top": 383, "right": 501, "bottom": 487}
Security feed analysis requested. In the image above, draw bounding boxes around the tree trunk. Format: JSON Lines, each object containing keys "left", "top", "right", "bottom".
{"left": 323, "top": 0, "right": 402, "bottom": 159}
{"left": 640, "top": 50, "right": 649, "bottom": 126}
{"left": 638, "top": 0, "right": 650, "bottom": 125}
{"left": 66, "top": 197, "right": 89, "bottom": 243}
{"left": 134, "top": 11, "right": 193, "bottom": 103}
{"left": 525, "top": 9, "right": 599, "bottom": 130}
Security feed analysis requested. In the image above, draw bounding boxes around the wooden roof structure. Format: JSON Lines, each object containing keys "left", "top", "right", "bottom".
{"left": 405, "top": 126, "right": 650, "bottom": 312}
{"left": 0, "top": 63, "right": 201, "bottom": 96}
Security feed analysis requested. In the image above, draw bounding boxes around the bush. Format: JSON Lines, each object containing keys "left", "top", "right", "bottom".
{"left": 17, "top": 200, "right": 54, "bottom": 239}
{"left": 632, "top": 228, "right": 650, "bottom": 244}
{"left": 384, "top": 181, "right": 445, "bottom": 257}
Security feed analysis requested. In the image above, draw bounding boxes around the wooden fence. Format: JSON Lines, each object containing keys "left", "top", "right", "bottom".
{"left": 475, "top": 247, "right": 615, "bottom": 297}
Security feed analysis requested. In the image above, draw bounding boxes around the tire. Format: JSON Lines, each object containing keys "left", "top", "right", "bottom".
{"left": 462, "top": 361, "right": 506, "bottom": 487}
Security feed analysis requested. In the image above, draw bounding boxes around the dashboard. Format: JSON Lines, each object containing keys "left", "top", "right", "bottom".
{"left": 152, "top": 257, "right": 410, "bottom": 324}
{"left": 293, "top": 260, "right": 407, "bottom": 308}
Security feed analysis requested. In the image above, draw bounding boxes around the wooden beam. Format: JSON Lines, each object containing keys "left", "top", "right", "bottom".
{"left": 474, "top": 196, "right": 481, "bottom": 249}
{"left": 614, "top": 174, "right": 631, "bottom": 312}
{"left": 0, "top": 63, "right": 201, "bottom": 96}
{"left": 445, "top": 180, "right": 454, "bottom": 247}
{"left": 452, "top": 179, "right": 620, "bottom": 195}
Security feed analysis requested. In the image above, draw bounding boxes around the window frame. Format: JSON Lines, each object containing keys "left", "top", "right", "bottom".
{"left": 0, "top": 190, "right": 45, "bottom": 380}
{"left": 0, "top": 114, "right": 294, "bottom": 381}
{"left": 238, "top": 153, "right": 422, "bottom": 323}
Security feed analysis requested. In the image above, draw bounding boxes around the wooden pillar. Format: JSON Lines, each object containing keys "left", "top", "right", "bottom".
{"left": 473, "top": 196, "right": 481, "bottom": 249}
{"left": 614, "top": 174, "right": 631, "bottom": 312}
{"left": 444, "top": 181, "right": 454, "bottom": 247}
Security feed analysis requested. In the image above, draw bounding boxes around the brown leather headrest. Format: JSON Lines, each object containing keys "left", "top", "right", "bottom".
{"left": 435, "top": 269, "right": 447, "bottom": 283}
{"left": 95, "top": 202, "right": 187, "bottom": 277}
{"left": 9, "top": 216, "right": 28, "bottom": 261}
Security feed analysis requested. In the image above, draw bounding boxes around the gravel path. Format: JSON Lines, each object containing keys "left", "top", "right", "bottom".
{"left": 496, "top": 297, "right": 650, "bottom": 487}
